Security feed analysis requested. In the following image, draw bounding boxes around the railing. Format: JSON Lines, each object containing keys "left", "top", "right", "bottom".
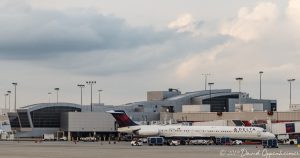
{"left": 289, "top": 104, "right": 300, "bottom": 111}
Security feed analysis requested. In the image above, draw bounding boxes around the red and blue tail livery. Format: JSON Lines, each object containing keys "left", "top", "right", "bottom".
{"left": 106, "top": 110, "right": 138, "bottom": 127}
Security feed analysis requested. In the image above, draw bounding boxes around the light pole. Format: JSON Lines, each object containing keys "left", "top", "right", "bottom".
{"left": 202, "top": 74, "right": 210, "bottom": 90}
{"left": 236, "top": 77, "right": 243, "bottom": 105}
{"left": 98, "top": 90, "right": 103, "bottom": 105}
{"left": 86, "top": 81, "right": 96, "bottom": 112}
{"left": 48, "top": 92, "right": 52, "bottom": 103}
{"left": 287, "top": 79, "right": 296, "bottom": 105}
{"left": 77, "top": 84, "right": 85, "bottom": 108}
{"left": 208, "top": 83, "right": 214, "bottom": 106}
{"left": 259, "top": 71, "right": 263, "bottom": 100}
{"left": 54, "top": 88, "right": 59, "bottom": 104}
{"left": 4, "top": 94, "right": 8, "bottom": 110}
{"left": 235, "top": 77, "right": 243, "bottom": 93}
{"left": 7, "top": 91, "right": 11, "bottom": 112}
{"left": 12, "top": 82, "right": 17, "bottom": 112}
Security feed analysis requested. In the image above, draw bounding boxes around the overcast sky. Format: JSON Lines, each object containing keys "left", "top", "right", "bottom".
{"left": 0, "top": 0, "right": 299, "bottom": 111}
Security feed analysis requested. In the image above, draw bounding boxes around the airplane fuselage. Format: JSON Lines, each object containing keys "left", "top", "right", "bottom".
{"left": 118, "top": 125, "right": 275, "bottom": 140}
{"left": 107, "top": 110, "right": 275, "bottom": 140}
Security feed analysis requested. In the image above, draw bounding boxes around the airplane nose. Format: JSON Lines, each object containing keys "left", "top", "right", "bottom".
{"left": 267, "top": 132, "right": 275, "bottom": 138}
{"left": 270, "top": 133, "right": 275, "bottom": 138}
{"left": 262, "top": 132, "right": 275, "bottom": 139}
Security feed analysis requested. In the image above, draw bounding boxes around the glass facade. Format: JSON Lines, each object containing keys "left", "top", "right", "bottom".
{"left": 30, "top": 106, "right": 81, "bottom": 128}
{"left": 8, "top": 113, "right": 21, "bottom": 128}
{"left": 18, "top": 112, "right": 31, "bottom": 128}
{"left": 203, "top": 94, "right": 239, "bottom": 112}
{"left": 271, "top": 103, "right": 277, "bottom": 111}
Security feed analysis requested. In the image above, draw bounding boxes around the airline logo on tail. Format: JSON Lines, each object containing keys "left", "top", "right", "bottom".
{"left": 233, "top": 120, "right": 253, "bottom": 126}
{"left": 106, "top": 110, "right": 138, "bottom": 127}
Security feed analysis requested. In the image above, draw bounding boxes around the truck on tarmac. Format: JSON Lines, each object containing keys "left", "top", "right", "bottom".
{"left": 43, "top": 134, "right": 55, "bottom": 141}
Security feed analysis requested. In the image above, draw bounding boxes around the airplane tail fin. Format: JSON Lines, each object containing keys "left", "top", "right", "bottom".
{"left": 233, "top": 120, "right": 253, "bottom": 126}
{"left": 106, "top": 110, "right": 138, "bottom": 127}
{"left": 242, "top": 121, "right": 252, "bottom": 126}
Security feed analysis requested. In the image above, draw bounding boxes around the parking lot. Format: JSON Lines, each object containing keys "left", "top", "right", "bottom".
{"left": 0, "top": 141, "right": 299, "bottom": 158}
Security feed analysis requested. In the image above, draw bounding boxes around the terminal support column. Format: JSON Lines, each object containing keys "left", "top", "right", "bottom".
{"left": 68, "top": 131, "right": 71, "bottom": 141}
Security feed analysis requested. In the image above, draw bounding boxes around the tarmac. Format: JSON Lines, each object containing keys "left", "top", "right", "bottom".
{"left": 0, "top": 141, "right": 300, "bottom": 158}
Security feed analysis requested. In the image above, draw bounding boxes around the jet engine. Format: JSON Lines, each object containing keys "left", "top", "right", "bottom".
{"left": 135, "top": 129, "right": 159, "bottom": 136}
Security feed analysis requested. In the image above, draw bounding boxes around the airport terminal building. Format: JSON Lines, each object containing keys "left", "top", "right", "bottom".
{"left": 4, "top": 89, "right": 282, "bottom": 139}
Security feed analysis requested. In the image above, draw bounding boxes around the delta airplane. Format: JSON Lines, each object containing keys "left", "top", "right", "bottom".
{"left": 107, "top": 110, "right": 275, "bottom": 140}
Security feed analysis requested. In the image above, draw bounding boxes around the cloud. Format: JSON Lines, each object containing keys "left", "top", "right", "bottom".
{"left": 0, "top": 1, "right": 229, "bottom": 76}
{"left": 172, "top": 0, "right": 300, "bottom": 110}
{"left": 176, "top": 0, "right": 300, "bottom": 79}
{"left": 168, "top": 13, "right": 207, "bottom": 37}
{"left": 1, "top": 0, "right": 300, "bottom": 109}
{"left": 221, "top": 2, "right": 278, "bottom": 41}
{"left": 286, "top": 0, "right": 300, "bottom": 35}
{"left": 47, "top": 32, "right": 228, "bottom": 76}
{"left": 0, "top": 2, "right": 172, "bottom": 60}
{"left": 168, "top": 13, "right": 196, "bottom": 32}
{"left": 287, "top": 0, "right": 300, "bottom": 22}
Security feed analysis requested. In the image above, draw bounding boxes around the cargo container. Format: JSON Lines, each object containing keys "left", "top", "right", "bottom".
{"left": 147, "top": 137, "right": 164, "bottom": 146}
{"left": 215, "top": 137, "right": 231, "bottom": 145}
{"left": 262, "top": 139, "right": 278, "bottom": 148}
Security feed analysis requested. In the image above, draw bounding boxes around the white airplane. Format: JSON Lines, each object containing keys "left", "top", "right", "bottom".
{"left": 107, "top": 110, "right": 275, "bottom": 140}
{"left": 0, "top": 129, "right": 5, "bottom": 134}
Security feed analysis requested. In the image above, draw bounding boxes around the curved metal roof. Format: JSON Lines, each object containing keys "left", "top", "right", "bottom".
{"left": 166, "top": 89, "right": 232, "bottom": 101}
{"left": 19, "top": 103, "right": 81, "bottom": 112}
